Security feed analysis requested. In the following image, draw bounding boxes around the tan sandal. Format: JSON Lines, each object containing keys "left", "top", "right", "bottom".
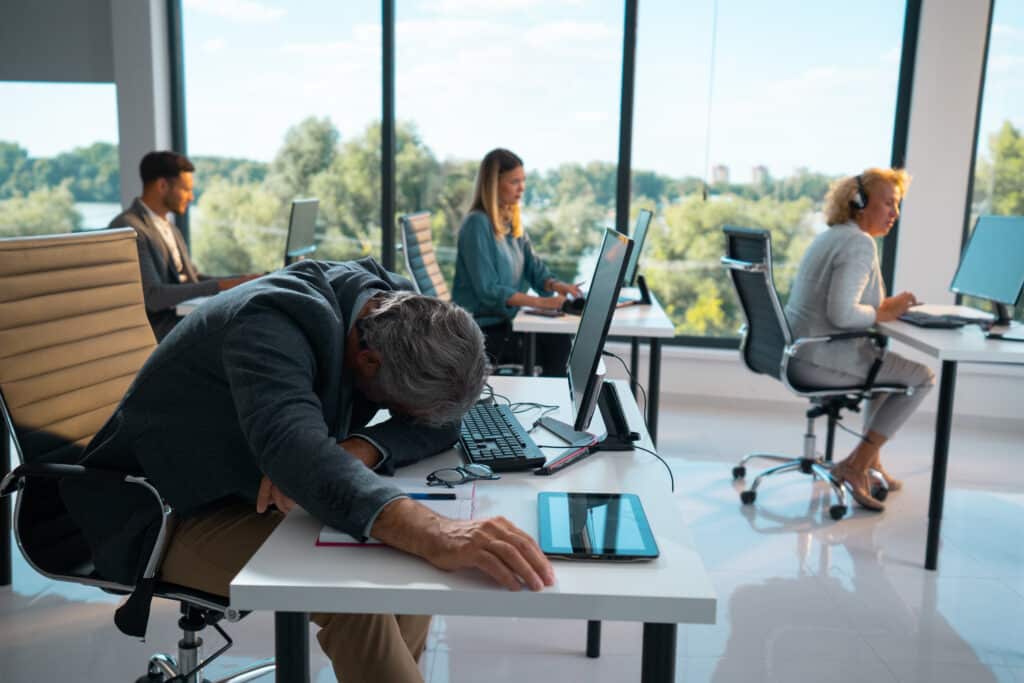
{"left": 832, "top": 461, "right": 886, "bottom": 511}
{"left": 873, "top": 463, "right": 903, "bottom": 492}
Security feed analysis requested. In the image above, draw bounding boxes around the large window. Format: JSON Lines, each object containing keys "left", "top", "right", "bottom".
{"left": 967, "top": 0, "right": 1024, "bottom": 322}
{"left": 182, "top": 1, "right": 381, "bottom": 275}
{"left": 395, "top": 1, "right": 624, "bottom": 287}
{"left": 0, "top": 82, "right": 119, "bottom": 235}
{"left": 631, "top": 0, "right": 906, "bottom": 339}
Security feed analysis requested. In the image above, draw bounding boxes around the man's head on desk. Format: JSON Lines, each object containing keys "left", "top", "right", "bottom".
{"left": 346, "top": 291, "right": 488, "bottom": 427}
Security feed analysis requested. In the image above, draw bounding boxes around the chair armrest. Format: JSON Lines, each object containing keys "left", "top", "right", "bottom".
{"left": 787, "top": 330, "right": 887, "bottom": 355}
{"left": 0, "top": 462, "right": 174, "bottom": 581}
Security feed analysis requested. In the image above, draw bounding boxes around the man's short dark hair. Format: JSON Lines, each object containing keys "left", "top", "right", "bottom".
{"left": 139, "top": 151, "right": 195, "bottom": 186}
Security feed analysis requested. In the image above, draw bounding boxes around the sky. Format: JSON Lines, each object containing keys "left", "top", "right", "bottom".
{"left": 3, "top": 0, "right": 1022, "bottom": 183}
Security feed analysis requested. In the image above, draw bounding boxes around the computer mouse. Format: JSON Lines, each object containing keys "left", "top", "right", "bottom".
{"left": 561, "top": 297, "right": 585, "bottom": 315}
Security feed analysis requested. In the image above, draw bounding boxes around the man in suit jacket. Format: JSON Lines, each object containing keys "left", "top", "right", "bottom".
{"left": 110, "top": 151, "right": 257, "bottom": 340}
{"left": 61, "top": 257, "right": 554, "bottom": 682}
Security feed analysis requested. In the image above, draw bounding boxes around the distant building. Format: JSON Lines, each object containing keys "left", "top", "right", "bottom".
{"left": 751, "top": 165, "right": 769, "bottom": 185}
{"left": 711, "top": 164, "right": 730, "bottom": 184}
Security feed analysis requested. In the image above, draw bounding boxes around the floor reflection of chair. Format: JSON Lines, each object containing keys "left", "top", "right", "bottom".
{"left": 721, "top": 226, "right": 907, "bottom": 520}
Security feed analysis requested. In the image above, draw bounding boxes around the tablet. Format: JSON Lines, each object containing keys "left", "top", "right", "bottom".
{"left": 537, "top": 492, "right": 659, "bottom": 561}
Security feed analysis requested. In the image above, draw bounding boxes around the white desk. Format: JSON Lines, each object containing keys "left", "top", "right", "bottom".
{"left": 175, "top": 296, "right": 211, "bottom": 316}
{"left": 230, "top": 377, "right": 715, "bottom": 683}
{"left": 513, "top": 293, "right": 675, "bottom": 443}
{"left": 878, "top": 320, "right": 1024, "bottom": 570}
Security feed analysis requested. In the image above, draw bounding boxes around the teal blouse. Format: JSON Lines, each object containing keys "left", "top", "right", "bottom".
{"left": 452, "top": 211, "right": 555, "bottom": 327}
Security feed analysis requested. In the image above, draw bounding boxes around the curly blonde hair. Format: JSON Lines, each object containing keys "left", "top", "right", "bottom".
{"left": 824, "top": 167, "right": 911, "bottom": 226}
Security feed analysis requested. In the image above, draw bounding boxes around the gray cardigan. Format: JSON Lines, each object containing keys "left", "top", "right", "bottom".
{"left": 784, "top": 223, "right": 883, "bottom": 374}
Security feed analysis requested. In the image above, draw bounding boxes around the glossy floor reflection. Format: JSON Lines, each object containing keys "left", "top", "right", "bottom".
{"left": 2, "top": 397, "right": 1022, "bottom": 682}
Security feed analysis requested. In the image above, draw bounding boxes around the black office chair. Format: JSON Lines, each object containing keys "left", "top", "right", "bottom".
{"left": 721, "top": 226, "right": 910, "bottom": 520}
{"left": 0, "top": 229, "right": 273, "bottom": 683}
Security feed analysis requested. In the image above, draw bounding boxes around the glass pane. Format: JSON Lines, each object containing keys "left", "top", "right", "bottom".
{"left": 966, "top": 0, "right": 1024, "bottom": 322}
{"left": 182, "top": 2, "right": 381, "bottom": 275}
{"left": 632, "top": 0, "right": 905, "bottom": 338}
{"left": 0, "top": 82, "right": 119, "bottom": 235}
{"left": 395, "top": 1, "right": 624, "bottom": 290}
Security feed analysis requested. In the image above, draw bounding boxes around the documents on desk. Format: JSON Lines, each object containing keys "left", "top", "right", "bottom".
{"left": 316, "top": 481, "right": 474, "bottom": 546}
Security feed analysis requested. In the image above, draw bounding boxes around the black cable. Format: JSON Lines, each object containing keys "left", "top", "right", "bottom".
{"left": 601, "top": 349, "right": 649, "bottom": 424}
{"left": 631, "top": 444, "right": 675, "bottom": 492}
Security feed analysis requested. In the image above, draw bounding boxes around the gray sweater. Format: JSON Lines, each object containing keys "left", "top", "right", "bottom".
{"left": 784, "top": 223, "right": 882, "bottom": 373}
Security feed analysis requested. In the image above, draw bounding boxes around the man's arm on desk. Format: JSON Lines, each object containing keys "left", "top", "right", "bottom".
{"left": 372, "top": 497, "right": 555, "bottom": 592}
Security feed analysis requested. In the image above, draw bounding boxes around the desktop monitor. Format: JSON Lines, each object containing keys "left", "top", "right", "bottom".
{"left": 622, "top": 209, "right": 653, "bottom": 287}
{"left": 950, "top": 215, "right": 1024, "bottom": 325}
{"left": 568, "top": 228, "right": 634, "bottom": 432}
{"left": 284, "top": 198, "right": 320, "bottom": 267}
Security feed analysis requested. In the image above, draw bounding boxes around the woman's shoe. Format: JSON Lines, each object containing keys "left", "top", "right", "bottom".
{"left": 872, "top": 463, "right": 903, "bottom": 492}
{"left": 832, "top": 461, "right": 886, "bottom": 511}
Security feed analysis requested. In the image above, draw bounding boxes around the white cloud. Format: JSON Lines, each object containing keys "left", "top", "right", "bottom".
{"left": 990, "top": 55, "right": 1024, "bottom": 73}
{"left": 992, "top": 23, "right": 1024, "bottom": 40}
{"left": 184, "top": 0, "right": 285, "bottom": 23}
{"left": 575, "top": 111, "right": 609, "bottom": 123}
{"left": 524, "top": 21, "right": 617, "bottom": 47}
{"left": 421, "top": 0, "right": 582, "bottom": 13}
{"left": 203, "top": 37, "right": 225, "bottom": 53}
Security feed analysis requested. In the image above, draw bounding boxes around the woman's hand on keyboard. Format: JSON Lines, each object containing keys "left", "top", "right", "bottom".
{"left": 372, "top": 498, "right": 555, "bottom": 591}
{"left": 877, "top": 291, "right": 919, "bottom": 322}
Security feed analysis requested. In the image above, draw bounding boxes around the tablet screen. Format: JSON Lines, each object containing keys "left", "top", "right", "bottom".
{"left": 537, "top": 492, "right": 658, "bottom": 560}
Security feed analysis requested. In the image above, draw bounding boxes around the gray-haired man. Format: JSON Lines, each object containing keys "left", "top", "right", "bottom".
{"left": 61, "top": 257, "right": 554, "bottom": 682}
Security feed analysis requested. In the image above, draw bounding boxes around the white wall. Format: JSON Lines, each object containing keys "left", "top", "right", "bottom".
{"left": 0, "top": 1, "right": 114, "bottom": 82}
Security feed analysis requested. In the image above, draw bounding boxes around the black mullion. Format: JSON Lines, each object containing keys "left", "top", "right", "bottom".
{"left": 615, "top": 0, "right": 639, "bottom": 236}
{"left": 381, "top": 0, "right": 396, "bottom": 271}
{"left": 167, "top": 0, "right": 189, "bottom": 243}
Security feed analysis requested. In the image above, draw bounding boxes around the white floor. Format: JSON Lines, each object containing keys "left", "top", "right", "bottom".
{"left": 2, "top": 397, "right": 1022, "bottom": 682}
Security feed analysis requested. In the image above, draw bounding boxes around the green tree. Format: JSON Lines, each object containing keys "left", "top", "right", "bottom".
{"left": 975, "top": 120, "right": 1024, "bottom": 216}
{"left": 0, "top": 184, "right": 82, "bottom": 236}
{"left": 191, "top": 178, "right": 282, "bottom": 274}
{"left": 266, "top": 116, "right": 339, "bottom": 201}
{"left": 0, "top": 141, "right": 33, "bottom": 198}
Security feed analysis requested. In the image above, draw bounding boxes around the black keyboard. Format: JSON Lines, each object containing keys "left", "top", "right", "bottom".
{"left": 459, "top": 403, "right": 546, "bottom": 472}
{"left": 899, "top": 311, "right": 968, "bottom": 329}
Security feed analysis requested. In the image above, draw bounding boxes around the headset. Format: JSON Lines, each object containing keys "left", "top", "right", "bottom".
{"left": 849, "top": 174, "right": 868, "bottom": 213}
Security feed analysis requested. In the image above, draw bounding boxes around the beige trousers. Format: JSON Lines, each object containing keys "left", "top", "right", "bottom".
{"left": 159, "top": 500, "right": 431, "bottom": 682}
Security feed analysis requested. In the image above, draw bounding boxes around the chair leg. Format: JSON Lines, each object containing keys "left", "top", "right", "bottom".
{"left": 747, "top": 460, "right": 805, "bottom": 493}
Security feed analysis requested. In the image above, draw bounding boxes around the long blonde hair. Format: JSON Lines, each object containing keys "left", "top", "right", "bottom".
{"left": 469, "top": 148, "right": 524, "bottom": 238}
{"left": 824, "top": 167, "right": 912, "bottom": 226}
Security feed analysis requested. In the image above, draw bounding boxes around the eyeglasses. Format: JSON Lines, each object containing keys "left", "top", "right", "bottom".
{"left": 426, "top": 463, "right": 500, "bottom": 488}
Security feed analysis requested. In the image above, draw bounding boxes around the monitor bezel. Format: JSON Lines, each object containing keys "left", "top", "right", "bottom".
{"left": 949, "top": 215, "right": 1024, "bottom": 306}
{"left": 623, "top": 208, "right": 653, "bottom": 287}
{"left": 569, "top": 228, "right": 634, "bottom": 432}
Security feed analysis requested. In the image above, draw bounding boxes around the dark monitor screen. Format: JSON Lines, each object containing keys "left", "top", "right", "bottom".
{"left": 950, "top": 215, "right": 1024, "bottom": 306}
{"left": 285, "top": 198, "right": 320, "bottom": 266}
{"left": 622, "top": 209, "right": 652, "bottom": 287}
{"left": 568, "top": 228, "right": 633, "bottom": 431}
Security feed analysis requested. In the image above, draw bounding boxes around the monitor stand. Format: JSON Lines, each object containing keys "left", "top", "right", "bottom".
{"left": 986, "top": 303, "right": 1024, "bottom": 342}
{"left": 635, "top": 274, "right": 652, "bottom": 306}
{"left": 538, "top": 383, "right": 638, "bottom": 451}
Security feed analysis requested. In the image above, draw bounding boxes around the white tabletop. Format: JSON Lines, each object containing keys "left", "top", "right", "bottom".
{"left": 512, "top": 291, "right": 676, "bottom": 338}
{"left": 878, "top": 320, "right": 1024, "bottom": 364}
{"left": 176, "top": 296, "right": 211, "bottom": 316}
{"left": 230, "top": 377, "right": 716, "bottom": 626}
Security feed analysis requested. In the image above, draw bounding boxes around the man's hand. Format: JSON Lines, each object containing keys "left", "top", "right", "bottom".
{"left": 550, "top": 280, "right": 583, "bottom": 299}
{"left": 256, "top": 475, "right": 297, "bottom": 514}
{"left": 217, "top": 274, "right": 262, "bottom": 292}
{"left": 371, "top": 498, "right": 555, "bottom": 592}
{"left": 876, "top": 291, "right": 919, "bottom": 322}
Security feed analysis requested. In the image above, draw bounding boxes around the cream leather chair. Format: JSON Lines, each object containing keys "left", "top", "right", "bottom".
{"left": 0, "top": 229, "right": 272, "bottom": 683}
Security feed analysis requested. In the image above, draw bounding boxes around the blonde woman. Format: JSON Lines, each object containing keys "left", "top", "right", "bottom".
{"left": 452, "top": 148, "right": 581, "bottom": 376}
{"left": 785, "top": 168, "right": 935, "bottom": 511}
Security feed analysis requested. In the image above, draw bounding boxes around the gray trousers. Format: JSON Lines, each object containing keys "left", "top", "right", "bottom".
{"left": 789, "top": 351, "right": 936, "bottom": 439}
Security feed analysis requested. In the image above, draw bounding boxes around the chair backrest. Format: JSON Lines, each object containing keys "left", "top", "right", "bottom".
{"left": 0, "top": 229, "right": 157, "bottom": 467}
{"left": 721, "top": 226, "right": 793, "bottom": 379}
{"left": 399, "top": 212, "right": 450, "bottom": 301}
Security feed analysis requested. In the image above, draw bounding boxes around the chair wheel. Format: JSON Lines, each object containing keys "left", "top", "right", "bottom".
{"left": 829, "top": 505, "right": 847, "bottom": 520}
{"left": 740, "top": 490, "right": 756, "bottom": 505}
{"left": 732, "top": 466, "right": 746, "bottom": 480}
{"left": 871, "top": 485, "right": 888, "bottom": 502}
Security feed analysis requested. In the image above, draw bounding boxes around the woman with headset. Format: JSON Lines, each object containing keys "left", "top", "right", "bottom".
{"left": 784, "top": 168, "right": 935, "bottom": 511}
{"left": 452, "top": 148, "right": 582, "bottom": 377}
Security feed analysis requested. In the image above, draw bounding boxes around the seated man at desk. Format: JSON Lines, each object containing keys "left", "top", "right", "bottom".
{"left": 109, "top": 150, "right": 259, "bottom": 341}
{"left": 61, "top": 258, "right": 555, "bottom": 683}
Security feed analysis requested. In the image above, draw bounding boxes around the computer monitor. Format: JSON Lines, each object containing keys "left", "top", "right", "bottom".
{"left": 622, "top": 209, "right": 652, "bottom": 287}
{"left": 284, "top": 198, "right": 319, "bottom": 267}
{"left": 537, "top": 228, "right": 636, "bottom": 457}
{"left": 950, "top": 215, "right": 1024, "bottom": 326}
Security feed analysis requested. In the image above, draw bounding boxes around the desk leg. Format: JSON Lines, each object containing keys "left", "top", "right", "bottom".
{"left": 926, "top": 360, "right": 957, "bottom": 571}
{"left": 586, "top": 620, "right": 601, "bottom": 657}
{"left": 1, "top": 420, "right": 11, "bottom": 587}
{"left": 641, "top": 623, "right": 676, "bottom": 683}
{"left": 275, "top": 612, "right": 310, "bottom": 683}
{"left": 630, "top": 338, "right": 640, "bottom": 397}
{"left": 647, "top": 338, "right": 662, "bottom": 445}
{"left": 525, "top": 333, "right": 537, "bottom": 376}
